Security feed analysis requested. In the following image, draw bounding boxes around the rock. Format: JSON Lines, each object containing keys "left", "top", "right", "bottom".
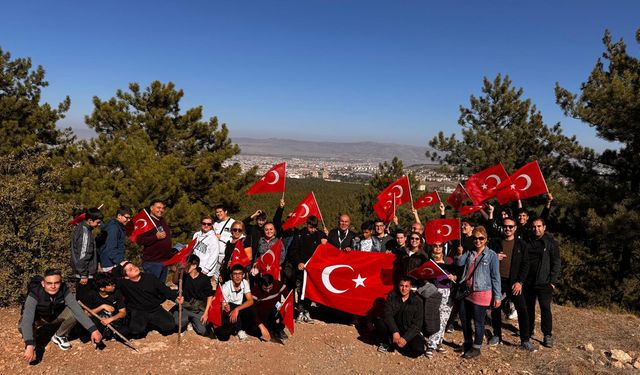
{"left": 584, "top": 343, "right": 594, "bottom": 352}
{"left": 610, "top": 349, "right": 632, "bottom": 363}
{"left": 611, "top": 361, "right": 624, "bottom": 369}
{"left": 633, "top": 359, "right": 640, "bottom": 369}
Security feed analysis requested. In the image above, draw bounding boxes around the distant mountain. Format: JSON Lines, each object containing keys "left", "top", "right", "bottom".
{"left": 232, "top": 137, "right": 438, "bottom": 165}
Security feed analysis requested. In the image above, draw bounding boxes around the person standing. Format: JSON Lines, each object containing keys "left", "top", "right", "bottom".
{"left": 71, "top": 207, "right": 103, "bottom": 301}
{"left": 136, "top": 200, "right": 172, "bottom": 282}
{"left": 192, "top": 215, "right": 224, "bottom": 281}
{"left": 327, "top": 214, "right": 357, "bottom": 251}
{"left": 213, "top": 204, "right": 236, "bottom": 246}
{"left": 97, "top": 206, "right": 132, "bottom": 272}
{"left": 524, "top": 218, "right": 561, "bottom": 348}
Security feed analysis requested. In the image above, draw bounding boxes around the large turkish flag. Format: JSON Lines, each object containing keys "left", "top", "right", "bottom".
{"left": 278, "top": 290, "right": 295, "bottom": 334}
{"left": 465, "top": 163, "right": 509, "bottom": 205}
{"left": 229, "top": 240, "right": 251, "bottom": 268}
{"left": 495, "top": 161, "right": 548, "bottom": 204}
{"left": 247, "top": 162, "right": 287, "bottom": 195}
{"left": 163, "top": 239, "right": 196, "bottom": 266}
{"left": 424, "top": 218, "right": 461, "bottom": 244}
{"left": 282, "top": 192, "right": 323, "bottom": 230}
{"left": 126, "top": 209, "right": 155, "bottom": 243}
{"left": 302, "top": 243, "right": 395, "bottom": 316}
{"left": 377, "top": 175, "right": 412, "bottom": 207}
{"left": 207, "top": 286, "right": 224, "bottom": 328}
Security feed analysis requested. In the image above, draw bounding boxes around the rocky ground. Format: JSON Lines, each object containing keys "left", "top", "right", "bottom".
{"left": 1, "top": 304, "right": 639, "bottom": 374}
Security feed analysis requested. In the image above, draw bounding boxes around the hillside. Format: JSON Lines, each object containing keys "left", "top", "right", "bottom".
{"left": 2, "top": 304, "right": 638, "bottom": 374}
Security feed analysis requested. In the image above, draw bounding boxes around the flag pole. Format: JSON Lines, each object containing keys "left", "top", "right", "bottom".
{"left": 143, "top": 208, "right": 159, "bottom": 230}
{"left": 177, "top": 267, "right": 184, "bottom": 346}
{"left": 407, "top": 176, "right": 414, "bottom": 207}
{"left": 77, "top": 300, "right": 138, "bottom": 352}
{"left": 282, "top": 162, "right": 287, "bottom": 201}
{"left": 312, "top": 191, "right": 327, "bottom": 230}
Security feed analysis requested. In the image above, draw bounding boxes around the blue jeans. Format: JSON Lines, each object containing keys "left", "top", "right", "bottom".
{"left": 460, "top": 299, "right": 488, "bottom": 349}
{"left": 142, "top": 262, "right": 168, "bottom": 283}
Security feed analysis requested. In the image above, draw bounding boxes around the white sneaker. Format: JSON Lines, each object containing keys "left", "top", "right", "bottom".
{"left": 237, "top": 330, "right": 248, "bottom": 341}
{"left": 508, "top": 310, "right": 518, "bottom": 320}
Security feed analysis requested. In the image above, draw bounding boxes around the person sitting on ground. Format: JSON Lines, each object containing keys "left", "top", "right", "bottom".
{"left": 173, "top": 255, "right": 214, "bottom": 337}
{"left": 70, "top": 207, "right": 103, "bottom": 302}
{"left": 251, "top": 274, "right": 290, "bottom": 341}
{"left": 113, "top": 261, "right": 182, "bottom": 338}
{"left": 19, "top": 269, "right": 102, "bottom": 363}
{"left": 82, "top": 272, "right": 129, "bottom": 341}
{"left": 376, "top": 276, "right": 426, "bottom": 358}
{"left": 216, "top": 264, "right": 258, "bottom": 341}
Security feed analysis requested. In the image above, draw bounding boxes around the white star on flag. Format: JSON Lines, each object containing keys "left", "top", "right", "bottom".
{"left": 481, "top": 183, "right": 488, "bottom": 190}
{"left": 352, "top": 274, "right": 366, "bottom": 288}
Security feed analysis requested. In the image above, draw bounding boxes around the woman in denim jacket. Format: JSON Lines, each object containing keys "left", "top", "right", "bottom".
{"left": 456, "top": 225, "right": 501, "bottom": 359}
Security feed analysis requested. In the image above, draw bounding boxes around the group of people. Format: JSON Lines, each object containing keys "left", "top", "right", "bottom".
{"left": 19, "top": 195, "right": 560, "bottom": 364}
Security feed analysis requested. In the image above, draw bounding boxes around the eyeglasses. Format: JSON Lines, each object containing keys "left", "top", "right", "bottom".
{"left": 503, "top": 225, "right": 516, "bottom": 229}
{"left": 123, "top": 215, "right": 132, "bottom": 220}
{"left": 472, "top": 236, "right": 486, "bottom": 241}
{"left": 201, "top": 222, "right": 213, "bottom": 226}
{"left": 231, "top": 228, "right": 243, "bottom": 232}
{"left": 410, "top": 237, "right": 421, "bottom": 241}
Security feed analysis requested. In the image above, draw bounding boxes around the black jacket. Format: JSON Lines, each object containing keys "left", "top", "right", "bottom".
{"left": 488, "top": 237, "right": 530, "bottom": 285}
{"left": 383, "top": 290, "right": 423, "bottom": 342}
{"left": 327, "top": 228, "right": 357, "bottom": 250}
{"left": 525, "top": 233, "right": 561, "bottom": 286}
{"left": 290, "top": 228, "right": 327, "bottom": 266}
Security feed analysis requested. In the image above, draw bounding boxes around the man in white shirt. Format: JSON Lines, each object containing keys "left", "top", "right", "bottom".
{"left": 215, "top": 265, "right": 257, "bottom": 341}
{"left": 192, "top": 215, "right": 224, "bottom": 280}
{"left": 213, "top": 205, "right": 236, "bottom": 246}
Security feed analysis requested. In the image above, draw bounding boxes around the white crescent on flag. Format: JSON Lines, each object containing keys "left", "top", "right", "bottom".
{"left": 265, "top": 170, "right": 280, "bottom": 185}
{"left": 516, "top": 174, "right": 532, "bottom": 191}
{"left": 441, "top": 224, "right": 452, "bottom": 236}
{"left": 321, "top": 264, "right": 353, "bottom": 294}
{"left": 485, "top": 174, "right": 502, "bottom": 188}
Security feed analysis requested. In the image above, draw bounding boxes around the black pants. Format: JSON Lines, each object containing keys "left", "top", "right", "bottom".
{"left": 524, "top": 283, "right": 553, "bottom": 337}
{"left": 91, "top": 316, "right": 131, "bottom": 340}
{"left": 214, "top": 303, "right": 259, "bottom": 341}
{"left": 257, "top": 308, "right": 285, "bottom": 333}
{"left": 128, "top": 307, "right": 176, "bottom": 336}
{"left": 491, "top": 278, "right": 530, "bottom": 343}
{"left": 375, "top": 317, "right": 426, "bottom": 358}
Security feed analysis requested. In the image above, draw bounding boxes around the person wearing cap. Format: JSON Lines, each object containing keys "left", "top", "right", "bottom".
{"left": 173, "top": 255, "right": 214, "bottom": 336}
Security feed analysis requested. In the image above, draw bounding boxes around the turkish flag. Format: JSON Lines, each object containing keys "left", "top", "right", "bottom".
{"left": 408, "top": 260, "right": 448, "bottom": 281}
{"left": 302, "top": 243, "right": 395, "bottom": 316}
{"left": 446, "top": 183, "right": 470, "bottom": 211}
{"left": 254, "top": 239, "right": 282, "bottom": 280}
{"left": 373, "top": 199, "right": 394, "bottom": 224}
{"left": 229, "top": 240, "right": 251, "bottom": 268}
{"left": 413, "top": 191, "right": 441, "bottom": 210}
{"left": 126, "top": 209, "right": 155, "bottom": 243}
{"left": 377, "top": 175, "right": 412, "bottom": 207}
{"left": 68, "top": 213, "right": 86, "bottom": 226}
{"left": 163, "top": 239, "right": 196, "bottom": 266}
{"left": 282, "top": 192, "right": 323, "bottom": 230}
{"left": 465, "top": 163, "right": 509, "bottom": 205}
{"left": 207, "top": 286, "right": 224, "bottom": 328}
{"left": 495, "top": 161, "right": 548, "bottom": 205}
{"left": 459, "top": 205, "right": 485, "bottom": 216}
{"left": 247, "top": 162, "right": 287, "bottom": 195}
{"left": 278, "top": 290, "right": 295, "bottom": 334}
{"left": 424, "top": 218, "right": 461, "bottom": 244}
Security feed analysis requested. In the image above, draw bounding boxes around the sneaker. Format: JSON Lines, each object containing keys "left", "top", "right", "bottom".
{"left": 462, "top": 348, "right": 481, "bottom": 359}
{"left": 51, "top": 334, "right": 72, "bottom": 351}
{"left": 296, "top": 312, "right": 305, "bottom": 323}
{"left": 521, "top": 341, "right": 538, "bottom": 352}
{"left": 377, "top": 343, "right": 390, "bottom": 353}
{"left": 237, "top": 330, "right": 248, "bottom": 341}
{"left": 303, "top": 311, "right": 314, "bottom": 324}
{"left": 436, "top": 345, "right": 448, "bottom": 353}
{"left": 487, "top": 336, "right": 501, "bottom": 346}
{"left": 507, "top": 309, "right": 518, "bottom": 320}
{"left": 275, "top": 330, "right": 288, "bottom": 341}
{"left": 445, "top": 325, "right": 454, "bottom": 333}
{"left": 542, "top": 335, "right": 554, "bottom": 348}
{"left": 424, "top": 349, "right": 434, "bottom": 358}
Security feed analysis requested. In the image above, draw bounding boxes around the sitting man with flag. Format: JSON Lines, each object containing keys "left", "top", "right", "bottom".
{"left": 216, "top": 264, "right": 259, "bottom": 341}
{"left": 173, "top": 255, "right": 214, "bottom": 337}
{"left": 376, "top": 276, "right": 426, "bottom": 358}
{"left": 251, "top": 274, "right": 290, "bottom": 341}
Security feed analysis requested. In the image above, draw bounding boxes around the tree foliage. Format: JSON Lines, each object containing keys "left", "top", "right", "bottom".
{"left": 428, "top": 74, "right": 589, "bottom": 178}
{"left": 0, "top": 47, "right": 73, "bottom": 155}
{"left": 64, "top": 81, "right": 256, "bottom": 242}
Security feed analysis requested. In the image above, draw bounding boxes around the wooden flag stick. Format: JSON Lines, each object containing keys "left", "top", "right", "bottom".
{"left": 177, "top": 267, "right": 184, "bottom": 346}
{"left": 77, "top": 300, "right": 138, "bottom": 352}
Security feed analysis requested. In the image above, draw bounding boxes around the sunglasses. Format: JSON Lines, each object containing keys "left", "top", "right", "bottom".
{"left": 503, "top": 224, "right": 516, "bottom": 229}
{"left": 231, "top": 228, "right": 243, "bottom": 232}
{"left": 410, "top": 237, "right": 421, "bottom": 241}
{"left": 472, "top": 236, "right": 486, "bottom": 241}
{"left": 201, "top": 222, "right": 213, "bottom": 226}
{"left": 432, "top": 244, "right": 443, "bottom": 248}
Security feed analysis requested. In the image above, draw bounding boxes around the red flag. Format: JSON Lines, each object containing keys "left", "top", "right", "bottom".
{"left": 373, "top": 199, "right": 394, "bottom": 224}
{"left": 408, "top": 259, "right": 449, "bottom": 281}
{"left": 424, "top": 218, "right": 461, "bottom": 244}
{"left": 495, "top": 161, "right": 548, "bottom": 205}
{"left": 229, "top": 240, "right": 251, "bottom": 268}
{"left": 465, "top": 163, "right": 509, "bottom": 205}
{"left": 278, "top": 290, "right": 295, "bottom": 334}
{"left": 282, "top": 192, "right": 323, "bottom": 230}
{"left": 377, "top": 175, "right": 412, "bottom": 207}
{"left": 207, "top": 286, "right": 224, "bottom": 328}
{"left": 254, "top": 239, "right": 282, "bottom": 280}
{"left": 302, "top": 243, "right": 395, "bottom": 316}
{"left": 163, "top": 239, "right": 196, "bottom": 266}
{"left": 459, "top": 205, "right": 485, "bottom": 216}
{"left": 68, "top": 213, "right": 86, "bottom": 226}
{"left": 413, "top": 191, "right": 441, "bottom": 210}
{"left": 247, "top": 162, "right": 287, "bottom": 195}
{"left": 446, "top": 183, "right": 470, "bottom": 211}
{"left": 126, "top": 209, "right": 155, "bottom": 243}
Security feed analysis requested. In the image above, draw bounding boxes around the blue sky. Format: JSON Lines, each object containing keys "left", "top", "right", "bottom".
{"left": 1, "top": 1, "right": 638, "bottom": 151}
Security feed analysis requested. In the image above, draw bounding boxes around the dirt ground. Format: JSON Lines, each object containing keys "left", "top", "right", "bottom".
{"left": 1, "top": 303, "right": 638, "bottom": 374}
